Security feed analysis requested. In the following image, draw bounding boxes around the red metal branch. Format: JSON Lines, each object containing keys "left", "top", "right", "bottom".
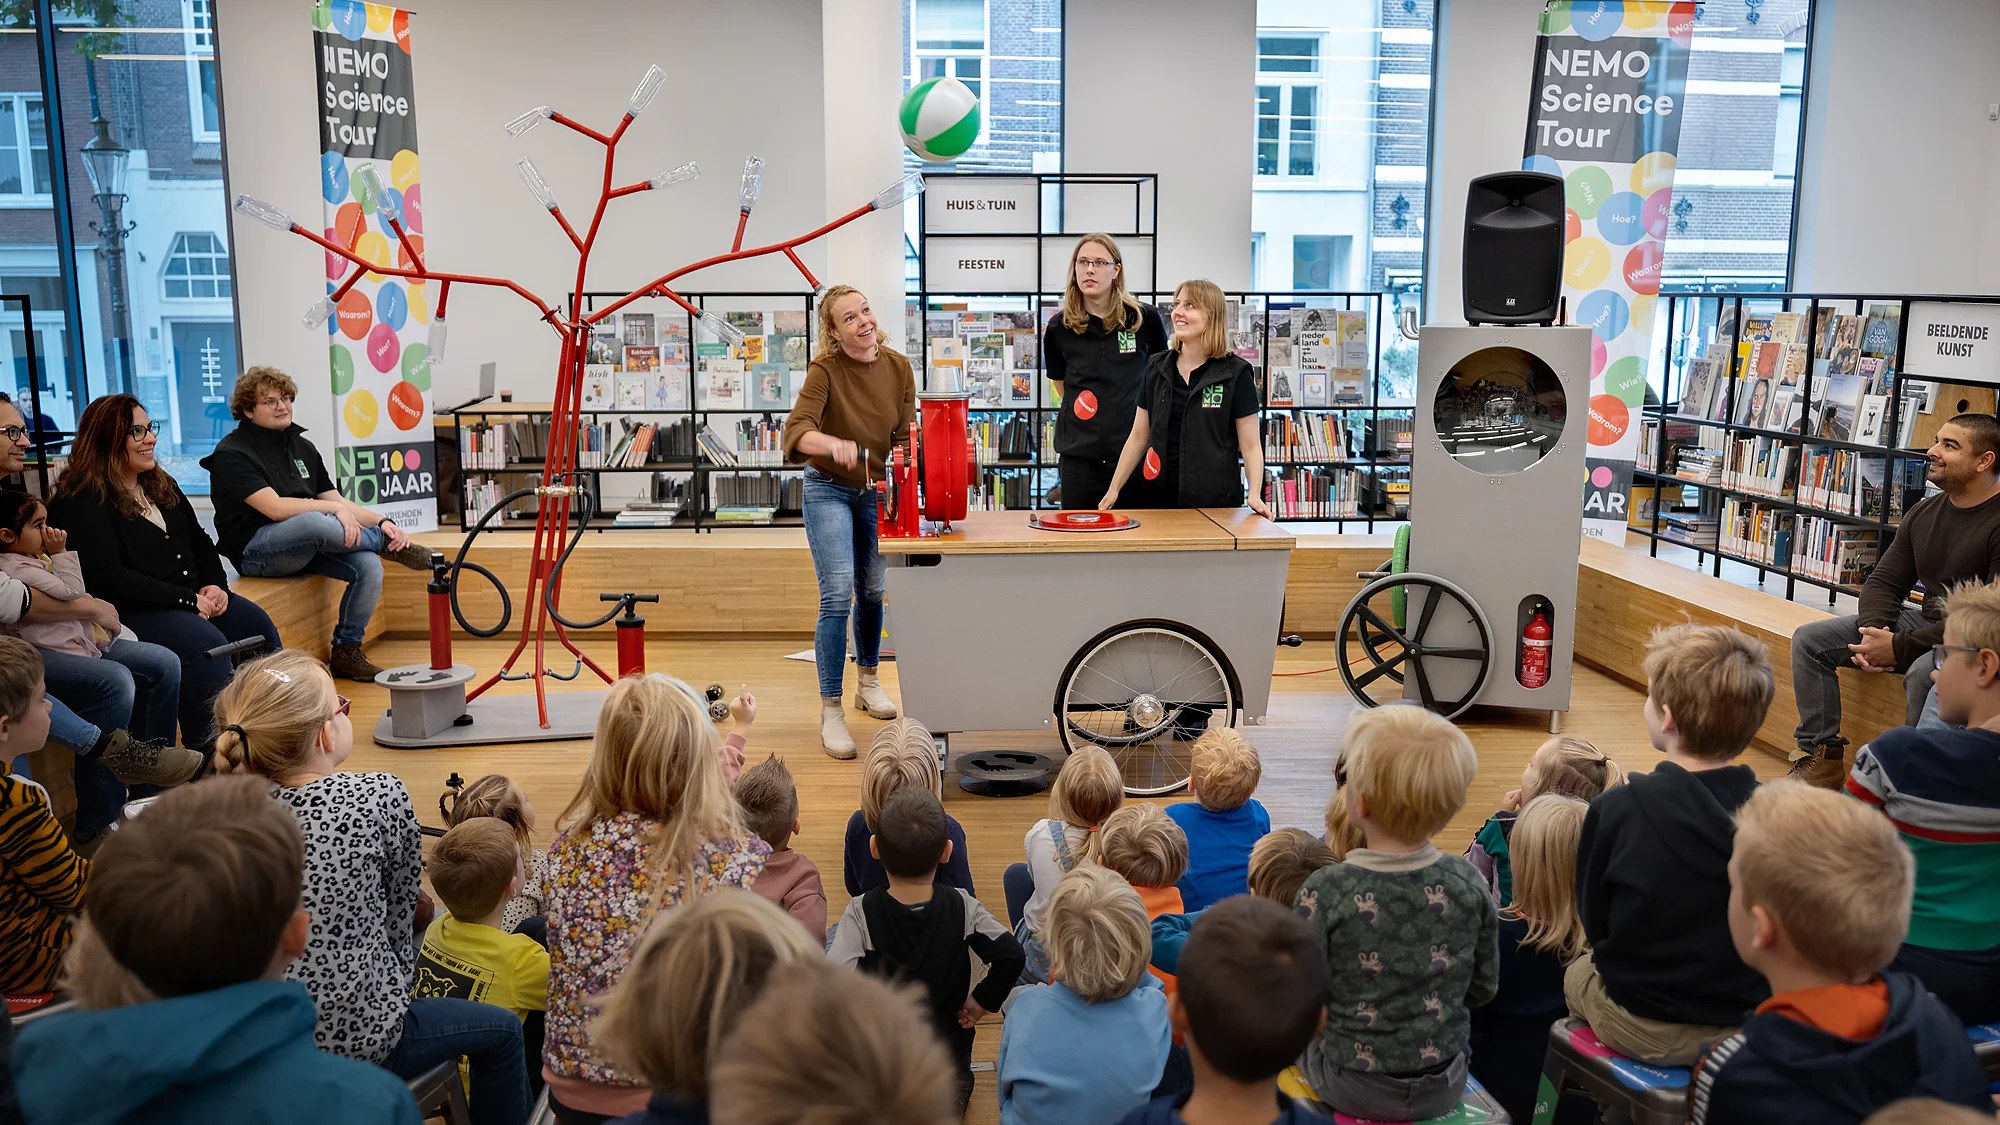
{"left": 290, "top": 225, "right": 561, "bottom": 325}
{"left": 731, "top": 210, "right": 749, "bottom": 253}
{"left": 385, "top": 215, "right": 425, "bottom": 275}
{"left": 586, "top": 200, "right": 876, "bottom": 326}
{"left": 435, "top": 279, "right": 452, "bottom": 320}
{"left": 548, "top": 110, "right": 612, "bottom": 146}
{"left": 783, "top": 247, "right": 821, "bottom": 291}
{"left": 548, "top": 207, "right": 585, "bottom": 255}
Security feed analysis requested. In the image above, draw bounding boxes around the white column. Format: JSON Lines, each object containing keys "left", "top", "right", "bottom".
{"left": 823, "top": 0, "right": 909, "bottom": 349}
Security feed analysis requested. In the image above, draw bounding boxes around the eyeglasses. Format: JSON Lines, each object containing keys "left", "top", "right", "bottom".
{"left": 1932, "top": 643, "right": 1986, "bottom": 667}
{"left": 1075, "top": 258, "right": 1118, "bottom": 272}
{"left": 126, "top": 421, "right": 161, "bottom": 440}
{"left": 0, "top": 425, "right": 25, "bottom": 441}
{"left": 333, "top": 695, "right": 352, "bottom": 718}
{"left": 258, "top": 395, "right": 296, "bottom": 408}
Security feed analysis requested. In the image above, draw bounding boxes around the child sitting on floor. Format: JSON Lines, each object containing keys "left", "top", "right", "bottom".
{"left": 1469, "top": 794, "right": 1592, "bottom": 1125}
{"left": 1324, "top": 750, "right": 1365, "bottom": 860}
{"left": 1465, "top": 734, "right": 1621, "bottom": 905}
{"left": 1099, "top": 802, "right": 1191, "bottom": 993}
{"left": 1249, "top": 828, "right": 1339, "bottom": 908}
{"left": 1119, "top": 897, "right": 1335, "bottom": 1125}
{"left": 1166, "top": 729, "right": 1271, "bottom": 911}
{"left": 413, "top": 817, "right": 550, "bottom": 1094}
{"left": 999, "top": 864, "right": 1172, "bottom": 1125}
{"left": 0, "top": 638, "right": 87, "bottom": 998}
{"left": 735, "top": 755, "right": 827, "bottom": 945}
{"left": 440, "top": 773, "right": 547, "bottom": 939}
{"left": 1297, "top": 705, "right": 1497, "bottom": 1122}
{"left": 592, "top": 890, "right": 820, "bottom": 1125}
{"left": 1008, "top": 744, "right": 1125, "bottom": 981}
{"left": 830, "top": 788, "right": 1024, "bottom": 1112}
{"left": 711, "top": 960, "right": 958, "bottom": 1125}
{"left": 1690, "top": 781, "right": 1990, "bottom": 1125}
{"left": 842, "top": 717, "right": 974, "bottom": 897}
{"left": 13, "top": 776, "right": 420, "bottom": 1124}
{"left": 1567, "top": 624, "right": 1773, "bottom": 1066}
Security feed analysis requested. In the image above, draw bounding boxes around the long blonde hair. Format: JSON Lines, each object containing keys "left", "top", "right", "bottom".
{"left": 1506, "top": 795, "right": 1590, "bottom": 961}
{"left": 443, "top": 773, "right": 535, "bottom": 853}
{"left": 212, "top": 650, "right": 339, "bottom": 780}
{"left": 1060, "top": 234, "right": 1142, "bottom": 334}
{"left": 1526, "top": 735, "right": 1623, "bottom": 803}
{"left": 1049, "top": 747, "right": 1124, "bottom": 868}
{"left": 815, "top": 284, "right": 871, "bottom": 360}
{"left": 1169, "top": 279, "right": 1231, "bottom": 360}
{"left": 560, "top": 673, "right": 742, "bottom": 885}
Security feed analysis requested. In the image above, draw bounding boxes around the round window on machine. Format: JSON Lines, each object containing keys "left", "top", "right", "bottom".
{"left": 1432, "top": 346, "right": 1568, "bottom": 477}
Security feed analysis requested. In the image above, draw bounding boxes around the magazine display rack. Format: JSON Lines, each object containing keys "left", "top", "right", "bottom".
{"left": 1635, "top": 292, "right": 2000, "bottom": 605}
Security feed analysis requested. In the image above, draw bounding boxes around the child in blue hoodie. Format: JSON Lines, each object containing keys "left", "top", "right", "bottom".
{"left": 1689, "top": 781, "right": 1990, "bottom": 1125}
{"left": 11, "top": 775, "right": 420, "bottom": 1125}
{"left": 1165, "top": 730, "right": 1271, "bottom": 911}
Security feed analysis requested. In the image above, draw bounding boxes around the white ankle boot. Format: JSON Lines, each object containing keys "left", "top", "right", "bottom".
{"left": 821, "top": 697, "right": 857, "bottom": 759}
{"left": 854, "top": 667, "right": 898, "bottom": 719}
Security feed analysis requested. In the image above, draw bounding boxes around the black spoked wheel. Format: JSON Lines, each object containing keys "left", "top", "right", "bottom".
{"left": 1336, "top": 573, "right": 1493, "bottom": 718}
{"left": 1056, "top": 621, "right": 1238, "bottom": 796}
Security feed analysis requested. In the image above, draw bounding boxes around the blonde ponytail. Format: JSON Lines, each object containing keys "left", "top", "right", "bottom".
{"left": 1049, "top": 747, "right": 1124, "bottom": 869}
{"left": 211, "top": 650, "right": 338, "bottom": 781}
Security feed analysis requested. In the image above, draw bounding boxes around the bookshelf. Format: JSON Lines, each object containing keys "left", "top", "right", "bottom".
{"left": 1635, "top": 291, "right": 2000, "bottom": 606}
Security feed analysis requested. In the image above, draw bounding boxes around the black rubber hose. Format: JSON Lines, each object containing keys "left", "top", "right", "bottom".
{"left": 448, "top": 486, "right": 535, "bottom": 637}
{"left": 543, "top": 486, "right": 626, "bottom": 631}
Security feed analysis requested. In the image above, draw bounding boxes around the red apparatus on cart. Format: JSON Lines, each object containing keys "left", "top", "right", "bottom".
{"left": 876, "top": 391, "right": 979, "bottom": 539}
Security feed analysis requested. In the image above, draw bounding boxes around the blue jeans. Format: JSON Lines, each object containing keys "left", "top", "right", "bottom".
{"left": 124, "top": 593, "right": 281, "bottom": 749}
{"left": 382, "top": 998, "right": 529, "bottom": 1125}
{"left": 238, "top": 513, "right": 387, "bottom": 646}
{"left": 1791, "top": 609, "right": 1936, "bottom": 755}
{"left": 37, "top": 693, "right": 124, "bottom": 839}
{"left": 39, "top": 639, "right": 180, "bottom": 837}
{"left": 44, "top": 694, "right": 98, "bottom": 753}
{"left": 802, "top": 468, "right": 884, "bottom": 699}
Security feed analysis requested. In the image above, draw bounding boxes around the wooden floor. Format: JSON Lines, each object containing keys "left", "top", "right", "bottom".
{"left": 347, "top": 636, "right": 1789, "bottom": 1123}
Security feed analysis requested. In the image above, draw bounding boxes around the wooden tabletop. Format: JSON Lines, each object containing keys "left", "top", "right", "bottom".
{"left": 1197, "top": 508, "right": 1296, "bottom": 551}
{"left": 877, "top": 508, "right": 1292, "bottom": 555}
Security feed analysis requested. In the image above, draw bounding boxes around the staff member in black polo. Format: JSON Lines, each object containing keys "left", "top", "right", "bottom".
{"left": 1044, "top": 233, "right": 1168, "bottom": 509}
{"left": 1099, "top": 278, "right": 1271, "bottom": 516}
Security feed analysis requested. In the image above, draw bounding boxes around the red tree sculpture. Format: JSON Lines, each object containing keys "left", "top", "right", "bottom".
{"left": 236, "top": 64, "right": 922, "bottom": 725}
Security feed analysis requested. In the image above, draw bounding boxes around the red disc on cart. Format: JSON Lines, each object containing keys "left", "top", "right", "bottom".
{"left": 1030, "top": 511, "right": 1139, "bottom": 533}
{"left": 1073, "top": 389, "right": 1098, "bottom": 420}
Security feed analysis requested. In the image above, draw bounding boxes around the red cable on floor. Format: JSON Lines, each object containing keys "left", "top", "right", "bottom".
{"left": 1273, "top": 665, "right": 1344, "bottom": 677}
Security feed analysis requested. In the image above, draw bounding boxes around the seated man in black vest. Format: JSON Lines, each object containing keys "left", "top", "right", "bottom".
{"left": 200, "top": 367, "right": 431, "bottom": 680}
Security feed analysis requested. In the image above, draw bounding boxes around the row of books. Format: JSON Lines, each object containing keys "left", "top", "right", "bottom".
{"left": 1264, "top": 413, "right": 1360, "bottom": 462}
{"left": 1721, "top": 434, "right": 1793, "bottom": 499}
{"left": 970, "top": 470, "right": 1035, "bottom": 511}
{"left": 973, "top": 416, "right": 1036, "bottom": 464}
{"left": 1794, "top": 517, "right": 1882, "bottom": 587}
{"left": 709, "top": 471, "right": 802, "bottom": 512}
{"left": 1719, "top": 499, "right": 1793, "bottom": 567}
{"left": 1657, "top": 508, "right": 1720, "bottom": 549}
{"left": 459, "top": 422, "right": 513, "bottom": 470}
{"left": 1265, "top": 467, "right": 1366, "bottom": 520}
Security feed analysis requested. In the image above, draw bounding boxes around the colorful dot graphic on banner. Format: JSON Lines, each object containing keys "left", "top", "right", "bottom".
{"left": 1577, "top": 290, "right": 1630, "bottom": 343}
{"left": 1592, "top": 465, "right": 1616, "bottom": 489}
{"left": 1588, "top": 394, "right": 1631, "bottom": 446}
{"left": 328, "top": 0, "right": 366, "bottom": 40}
{"left": 311, "top": 2, "right": 331, "bottom": 31}
{"left": 351, "top": 166, "right": 382, "bottom": 216}
{"left": 1596, "top": 192, "right": 1645, "bottom": 246}
{"left": 367, "top": 323, "right": 401, "bottom": 373}
{"left": 1624, "top": 241, "right": 1664, "bottom": 296}
{"left": 1591, "top": 334, "right": 1608, "bottom": 376}
{"left": 354, "top": 231, "right": 392, "bottom": 281}
{"left": 324, "top": 229, "right": 346, "bottom": 281}
{"left": 377, "top": 283, "right": 408, "bottom": 332}
{"left": 400, "top": 344, "right": 431, "bottom": 389}
{"left": 1524, "top": 153, "right": 1561, "bottom": 178}
{"left": 1566, "top": 208, "right": 1581, "bottom": 243}
{"left": 402, "top": 184, "right": 422, "bottom": 234}
{"left": 403, "top": 447, "right": 422, "bottom": 471}
{"left": 337, "top": 291, "right": 373, "bottom": 340}
{"left": 1566, "top": 166, "right": 1613, "bottom": 219}
{"left": 407, "top": 280, "right": 429, "bottom": 324}
{"left": 1643, "top": 188, "right": 1672, "bottom": 239}
{"left": 1667, "top": 2, "right": 1698, "bottom": 44}
{"left": 343, "top": 387, "right": 379, "bottom": 438}
{"left": 1539, "top": 1, "right": 1572, "bottom": 34}
{"left": 393, "top": 9, "right": 412, "bottom": 52}
{"left": 321, "top": 152, "right": 348, "bottom": 205}
{"left": 334, "top": 202, "right": 366, "bottom": 249}
{"left": 365, "top": 3, "right": 393, "bottom": 32}
{"left": 1630, "top": 294, "right": 1657, "bottom": 338}
{"left": 328, "top": 344, "right": 354, "bottom": 395}
{"left": 387, "top": 381, "right": 425, "bottom": 430}
{"left": 1603, "top": 355, "right": 1647, "bottom": 406}
{"left": 1631, "top": 152, "right": 1676, "bottom": 196}
{"left": 1572, "top": 1, "right": 1624, "bottom": 42}
{"left": 377, "top": 187, "right": 403, "bottom": 226}
{"left": 1565, "top": 237, "right": 1612, "bottom": 290}
{"left": 1623, "top": 1, "right": 1667, "bottom": 29}
{"left": 391, "top": 151, "right": 421, "bottom": 192}
{"left": 396, "top": 233, "right": 425, "bottom": 272}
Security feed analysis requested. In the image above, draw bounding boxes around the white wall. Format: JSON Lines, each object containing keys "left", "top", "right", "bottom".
{"left": 1064, "top": 0, "right": 1255, "bottom": 290}
{"left": 1792, "top": 0, "right": 2000, "bottom": 294}
{"left": 1424, "top": 0, "right": 1543, "bottom": 326}
{"left": 218, "top": 0, "right": 834, "bottom": 447}
{"left": 823, "top": 0, "right": 908, "bottom": 348}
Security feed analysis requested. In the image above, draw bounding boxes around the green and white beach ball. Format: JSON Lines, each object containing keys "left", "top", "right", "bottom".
{"left": 900, "top": 77, "right": 981, "bottom": 162}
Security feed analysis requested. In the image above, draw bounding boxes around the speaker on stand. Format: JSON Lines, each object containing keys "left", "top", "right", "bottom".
{"left": 1463, "top": 171, "right": 1565, "bottom": 326}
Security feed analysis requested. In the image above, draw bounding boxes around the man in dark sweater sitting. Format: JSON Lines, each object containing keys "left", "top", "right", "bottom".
{"left": 1790, "top": 413, "right": 2000, "bottom": 788}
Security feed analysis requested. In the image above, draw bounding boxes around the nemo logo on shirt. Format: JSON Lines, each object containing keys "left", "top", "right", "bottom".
{"left": 1143, "top": 447, "right": 1162, "bottom": 480}
{"left": 1073, "top": 389, "right": 1098, "bottom": 420}
{"left": 1201, "top": 386, "right": 1225, "bottom": 408}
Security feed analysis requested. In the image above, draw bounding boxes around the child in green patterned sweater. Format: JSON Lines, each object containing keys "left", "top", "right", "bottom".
{"left": 1298, "top": 705, "right": 1498, "bottom": 1122}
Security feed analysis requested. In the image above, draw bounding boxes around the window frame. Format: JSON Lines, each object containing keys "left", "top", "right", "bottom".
{"left": 0, "top": 94, "right": 52, "bottom": 207}
{"left": 1254, "top": 31, "right": 1327, "bottom": 183}
{"left": 161, "top": 231, "right": 233, "bottom": 302}
{"left": 909, "top": 0, "right": 990, "bottom": 152}
{"left": 183, "top": 0, "right": 220, "bottom": 144}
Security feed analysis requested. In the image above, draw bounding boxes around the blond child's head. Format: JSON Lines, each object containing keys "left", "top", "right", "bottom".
{"left": 1189, "top": 729, "right": 1261, "bottom": 812}
{"left": 710, "top": 960, "right": 956, "bottom": 1125}
{"left": 1728, "top": 779, "right": 1913, "bottom": 983}
{"left": 561, "top": 672, "right": 740, "bottom": 882}
{"left": 734, "top": 755, "right": 800, "bottom": 851}
{"left": 1932, "top": 577, "right": 2000, "bottom": 726}
{"left": 428, "top": 818, "right": 521, "bottom": 923}
{"left": 1642, "top": 624, "right": 1774, "bottom": 761}
{"left": 1248, "top": 828, "right": 1338, "bottom": 907}
{"left": 1521, "top": 735, "right": 1622, "bottom": 803}
{"left": 1096, "top": 803, "right": 1188, "bottom": 889}
{"left": 859, "top": 717, "right": 942, "bottom": 833}
{"left": 1322, "top": 750, "right": 1366, "bottom": 860}
{"left": 211, "top": 649, "right": 343, "bottom": 781}
{"left": 1506, "top": 795, "right": 1590, "bottom": 961}
{"left": 1338, "top": 705, "right": 1478, "bottom": 844}
{"left": 0, "top": 637, "right": 50, "bottom": 753}
{"left": 442, "top": 773, "right": 537, "bottom": 854}
{"left": 1050, "top": 746, "right": 1125, "bottom": 867}
{"left": 1045, "top": 864, "right": 1152, "bottom": 1003}
{"left": 592, "top": 889, "right": 819, "bottom": 1102}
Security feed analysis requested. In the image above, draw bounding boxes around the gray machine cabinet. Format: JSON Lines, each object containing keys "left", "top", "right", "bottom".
{"left": 1407, "top": 325, "right": 1591, "bottom": 714}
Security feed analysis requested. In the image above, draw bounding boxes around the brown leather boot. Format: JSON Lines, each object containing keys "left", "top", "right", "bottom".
{"left": 1787, "top": 749, "right": 1848, "bottom": 790}
{"left": 329, "top": 642, "right": 385, "bottom": 682}
{"left": 96, "top": 730, "right": 204, "bottom": 787}
{"left": 383, "top": 541, "right": 437, "bottom": 571}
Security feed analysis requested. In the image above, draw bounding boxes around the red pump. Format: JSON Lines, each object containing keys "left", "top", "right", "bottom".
{"left": 877, "top": 390, "right": 978, "bottom": 539}
{"left": 1519, "top": 602, "right": 1552, "bottom": 689}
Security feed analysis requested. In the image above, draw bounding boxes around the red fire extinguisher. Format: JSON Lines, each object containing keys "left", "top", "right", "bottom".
{"left": 1520, "top": 602, "right": 1552, "bottom": 689}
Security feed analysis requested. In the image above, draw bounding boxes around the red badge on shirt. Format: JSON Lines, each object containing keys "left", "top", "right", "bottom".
{"left": 1074, "top": 389, "right": 1098, "bottom": 421}
{"left": 1143, "top": 447, "right": 1161, "bottom": 480}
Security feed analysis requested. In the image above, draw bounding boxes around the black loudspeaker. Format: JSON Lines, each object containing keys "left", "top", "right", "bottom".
{"left": 1463, "top": 171, "right": 1565, "bottom": 326}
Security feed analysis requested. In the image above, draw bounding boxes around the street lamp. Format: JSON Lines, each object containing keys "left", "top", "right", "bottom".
{"left": 81, "top": 110, "right": 136, "bottom": 396}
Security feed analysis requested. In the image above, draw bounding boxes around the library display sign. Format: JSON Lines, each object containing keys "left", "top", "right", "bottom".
{"left": 1523, "top": 0, "right": 1693, "bottom": 544}
{"left": 1904, "top": 301, "right": 2000, "bottom": 383}
{"left": 312, "top": 0, "right": 438, "bottom": 530}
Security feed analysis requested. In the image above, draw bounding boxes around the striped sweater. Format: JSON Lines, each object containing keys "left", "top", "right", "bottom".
{"left": 1846, "top": 725, "right": 2000, "bottom": 951}
{"left": 0, "top": 773, "right": 89, "bottom": 993}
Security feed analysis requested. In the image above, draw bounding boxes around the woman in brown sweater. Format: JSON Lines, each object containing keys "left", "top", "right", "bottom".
{"left": 782, "top": 285, "right": 915, "bottom": 758}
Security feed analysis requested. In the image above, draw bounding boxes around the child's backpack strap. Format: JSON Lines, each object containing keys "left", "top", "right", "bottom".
{"left": 1049, "top": 819, "right": 1076, "bottom": 872}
